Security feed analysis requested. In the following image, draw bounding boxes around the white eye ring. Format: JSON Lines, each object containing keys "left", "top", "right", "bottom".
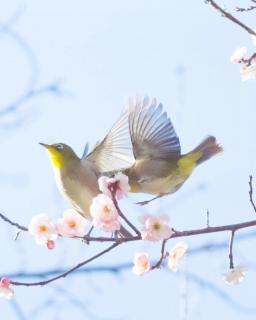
{"left": 56, "top": 144, "right": 64, "bottom": 150}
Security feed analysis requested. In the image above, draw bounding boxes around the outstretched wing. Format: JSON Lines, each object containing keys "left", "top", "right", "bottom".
{"left": 128, "top": 96, "right": 180, "bottom": 160}
{"left": 85, "top": 107, "right": 135, "bottom": 172}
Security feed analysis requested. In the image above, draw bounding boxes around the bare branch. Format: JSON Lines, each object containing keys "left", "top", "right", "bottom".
{"left": 228, "top": 230, "right": 235, "bottom": 269}
{"left": 151, "top": 239, "right": 168, "bottom": 269}
{"left": 241, "top": 53, "right": 256, "bottom": 67}
{"left": 206, "top": 0, "right": 256, "bottom": 36}
{"left": 249, "top": 175, "right": 256, "bottom": 213}
{"left": 236, "top": 1, "right": 256, "bottom": 12}
{"left": 111, "top": 190, "right": 141, "bottom": 236}
{"left": 0, "top": 213, "right": 27, "bottom": 231}
{"left": 10, "top": 242, "right": 121, "bottom": 287}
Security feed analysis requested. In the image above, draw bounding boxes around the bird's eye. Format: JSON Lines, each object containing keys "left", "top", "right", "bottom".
{"left": 56, "top": 144, "right": 64, "bottom": 150}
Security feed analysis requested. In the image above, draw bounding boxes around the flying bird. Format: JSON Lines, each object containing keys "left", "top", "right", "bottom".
{"left": 124, "top": 96, "right": 222, "bottom": 205}
{"left": 40, "top": 96, "right": 222, "bottom": 226}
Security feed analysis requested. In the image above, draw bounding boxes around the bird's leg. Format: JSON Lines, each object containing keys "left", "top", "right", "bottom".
{"left": 136, "top": 194, "right": 165, "bottom": 206}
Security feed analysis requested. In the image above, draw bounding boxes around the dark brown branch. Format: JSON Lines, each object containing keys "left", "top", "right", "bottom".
{"left": 151, "top": 239, "right": 168, "bottom": 269}
{"left": 171, "top": 220, "right": 256, "bottom": 238}
{"left": 242, "top": 53, "right": 256, "bottom": 67}
{"left": 2, "top": 217, "right": 256, "bottom": 286}
{"left": 249, "top": 175, "right": 256, "bottom": 213}
{"left": 236, "top": 2, "right": 256, "bottom": 12}
{"left": 206, "top": 0, "right": 256, "bottom": 36}
{"left": 0, "top": 213, "right": 27, "bottom": 231}
{"left": 10, "top": 242, "right": 121, "bottom": 287}
{"left": 228, "top": 230, "right": 235, "bottom": 269}
{"left": 111, "top": 192, "right": 141, "bottom": 236}
{"left": 2, "top": 210, "right": 256, "bottom": 287}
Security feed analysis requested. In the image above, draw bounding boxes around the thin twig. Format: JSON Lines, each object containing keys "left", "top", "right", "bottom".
{"left": 206, "top": 0, "right": 256, "bottom": 36}
{"left": 206, "top": 209, "right": 210, "bottom": 227}
{"left": 111, "top": 193, "right": 141, "bottom": 236}
{"left": 242, "top": 53, "right": 256, "bottom": 67}
{"left": 249, "top": 175, "right": 256, "bottom": 213}
{"left": 228, "top": 230, "right": 235, "bottom": 269}
{"left": 151, "top": 239, "right": 168, "bottom": 269}
{"left": 10, "top": 242, "right": 121, "bottom": 287}
{"left": 0, "top": 213, "right": 27, "bottom": 231}
{"left": 236, "top": 4, "right": 256, "bottom": 12}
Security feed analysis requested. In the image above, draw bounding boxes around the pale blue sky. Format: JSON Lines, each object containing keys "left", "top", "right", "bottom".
{"left": 0, "top": 0, "right": 256, "bottom": 319}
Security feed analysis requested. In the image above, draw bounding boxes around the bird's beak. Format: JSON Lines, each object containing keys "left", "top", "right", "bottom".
{"left": 39, "top": 142, "right": 51, "bottom": 149}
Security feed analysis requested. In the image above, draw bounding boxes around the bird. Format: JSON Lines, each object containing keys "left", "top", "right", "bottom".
{"left": 40, "top": 95, "right": 222, "bottom": 224}
{"left": 39, "top": 106, "right": 135, "bottom": 236}
{"left": 123, "top": 96, "right": 223, "bottom": 205}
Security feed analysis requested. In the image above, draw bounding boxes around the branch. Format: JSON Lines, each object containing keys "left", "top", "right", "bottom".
{"left": 10, "top": 242, "right": 121, "bottom": 287}
{"left": 0, "top": 82, "right": 63, "bottom": 118}
{"left": 2, "top": 213, "right": 256, "bottom": 242}
{"left": 111, "top": 190, "right": 141, "bottom": 236}
{"left": 206, "top": 0, "right": 256, "bottom": 36}
{"left": 2, "top": 211, "right": 256, "bottom": 286}
{"left": 0, "top": 213, "right": 27, "bottom": 231}
{"left": 228, "top": 230, "right": 235, "bottom": 269}
{"left": 236, "top": 1, "right": 256, "bottom": 12}
{"left": 151, "top": 239, "right": 168, "bottom": 269}
{"left": 249, "top": 175, "right": 256, "bottom": 213}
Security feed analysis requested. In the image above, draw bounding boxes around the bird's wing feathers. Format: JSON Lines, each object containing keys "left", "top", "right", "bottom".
{"left": 85, "top": 108, "right": 135, "bottom": 172}
{"left": 128, "top": 96, "right": 181, "bottom": 159}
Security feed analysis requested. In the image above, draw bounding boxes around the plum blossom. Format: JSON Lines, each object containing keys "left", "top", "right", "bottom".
{"left": 28, "top": 214, "right": 58, "bottom": 245}
{"left": 168, "top": 242, "right": 188, "bottom": 272}
{"left": 223, "top": 266, "right": 247, "bottom": 285}
{"left": 90, "top": 194, "right": 120, "bottom": 232}
{"left": 230, "top": 47, "right": 247, "bottom": 63}
{"left": 98, "top": 172, "right": 130, "bottom": 200}
{"left": 240, "top": 64, "right": 256, "bottom": 81}
{"left": 140, "top": 214, "right": 173, "bottom": 241}
{"left": 132, "top": 253, "right": 151, "bottom": 276}
{"left": 0, "top": 278, "right": 14, "bottom": 299}
{"left": 47, "top": 240, "right": 55, "bottom": 250}
{"left": 57, "top": 209, "right": 89, "bottom": 237}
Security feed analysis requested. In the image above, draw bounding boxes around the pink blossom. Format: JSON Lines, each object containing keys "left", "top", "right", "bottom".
{"left": 132, "top": 253, "right": 151, "bottom": 276}
{"left": 57, "top": 209, "right": 89, "bottom": 237}
{"left": 47, "top": 240, "right": 55, "bottom": 250}
{"left": 0, "top": 278, "right": 14, "bottom": 299}
{"left": 230, "top": 47, "right": 247, "bottom": 63}
{"left": 168, "top": 242, "right": 188, "bottom": 272}
{"left": 240, "top": 64, "right": 256, "bottom": 81}
{"left": 28, "top": 214, "right": 58, "bottom": 245}
{"left": 90, "top": 194, "right": 120, "bottom": 232}
{"left": 140, "top": 214, "right": 173, "bottom": 241}
{"left": 223, "top": 266, "right": 247, "bottom": 285}
{"left": 98, "top": 172, "right": 130, "bottom": 200}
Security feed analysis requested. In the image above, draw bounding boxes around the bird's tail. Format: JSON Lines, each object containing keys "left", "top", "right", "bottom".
{"left": 190, "top": 136, "right": 223, "bottom": 166}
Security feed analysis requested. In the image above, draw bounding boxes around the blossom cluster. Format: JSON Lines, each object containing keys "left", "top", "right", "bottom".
{"left": 90, "top": 172, "right": 130, "bottom": 232}
{"left": 230, "top": 34, "right": 256, "bottom": 81}
{"left": 1, "top": 172, "right": 249, "bottom": 301}
{"left": 29, "top": 210, "right": 89, "bottom": 248}
{"left": 28, "top": 173, "right": 130, "bottom": 246}
{"left": 132, "top": 242, "right": 188, "bottom": 276}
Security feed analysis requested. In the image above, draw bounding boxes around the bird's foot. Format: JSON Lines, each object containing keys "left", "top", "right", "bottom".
{"left": 135, "top": 200, "right": 151, "bottom": 206}
{"left": 135, "top": 195, "right": 163, "bottom": 206}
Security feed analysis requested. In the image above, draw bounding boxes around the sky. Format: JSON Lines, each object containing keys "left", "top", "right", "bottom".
{"left": 0, "top": 0, "right": 256, "bottom": 319}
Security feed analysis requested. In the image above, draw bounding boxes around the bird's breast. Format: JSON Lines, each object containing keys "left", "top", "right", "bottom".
{"left": 54, "top": 165, "right": 99, "bottom": 220}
